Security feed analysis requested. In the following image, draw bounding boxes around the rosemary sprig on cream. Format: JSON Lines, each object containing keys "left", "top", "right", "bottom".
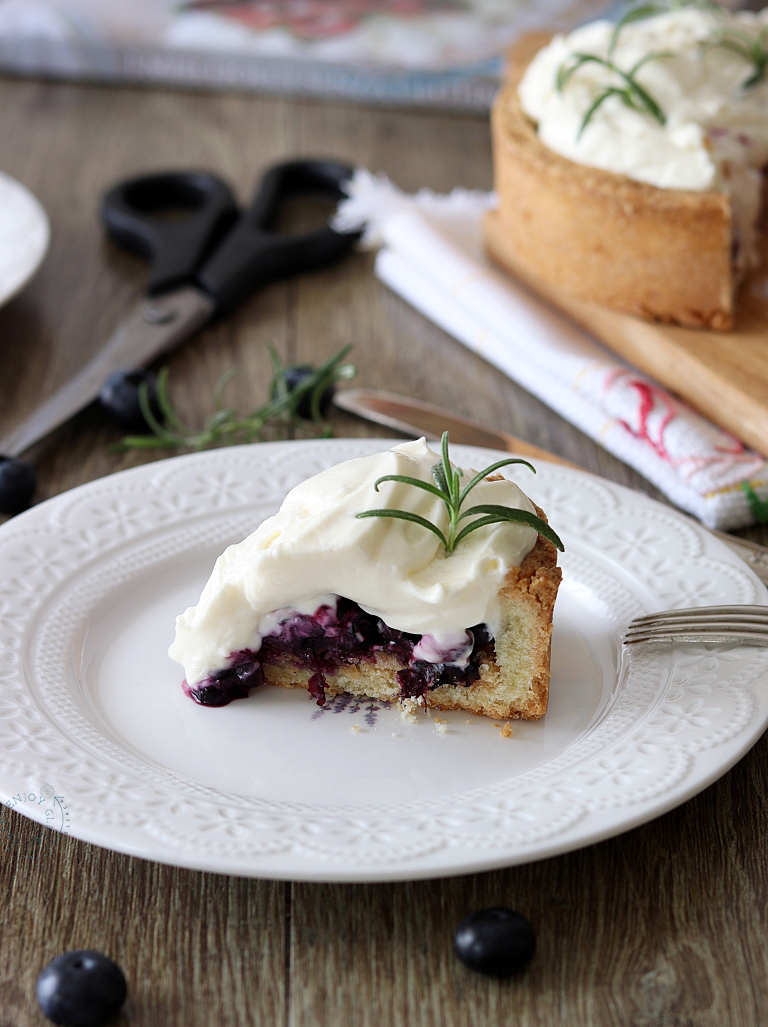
{"left": 603, "top": 0, "right": 766, "bottom": 91}
{"left": 555, "top": 0, "right": 725, "bottom": 140}
{"left": 556, "top": 51, "right": 671, "bottom": 139}
{"left": 356, "top": 431, "right": 564, "bottom": 555}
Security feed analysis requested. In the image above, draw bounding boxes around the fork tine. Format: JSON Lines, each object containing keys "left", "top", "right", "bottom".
{"left": 625, "top": 623, "right": 768, "bottom": 638}
{"left": 628, "top": 612, "right": 768, "bottom": 628}
{"left": 631, "top": 604, "right": 768, "bottom": 625}
{"left": 624, "top": 603, "right": 768, "bottom": 647}
{"left": 624, "top": 630, "right": 768, "bottom": 647}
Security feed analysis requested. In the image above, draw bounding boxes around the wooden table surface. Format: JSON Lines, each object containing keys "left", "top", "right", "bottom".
{"left": 1, "top": 74, "right": 767, "bottom": 1027}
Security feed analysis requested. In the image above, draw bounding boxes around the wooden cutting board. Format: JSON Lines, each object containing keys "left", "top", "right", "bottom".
{"left": 485, "top": 206, "right": 768, "bottom": 456}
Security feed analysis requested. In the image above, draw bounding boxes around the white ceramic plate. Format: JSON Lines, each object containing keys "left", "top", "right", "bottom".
{"left": 0, "top": 171, "right": 49, "bottom": 309}
{"left": 1, "top": 439, "right": 767, "bottom": 882}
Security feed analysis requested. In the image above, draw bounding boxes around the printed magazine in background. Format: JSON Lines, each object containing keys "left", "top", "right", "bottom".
{"left": 0, "top": 0, "right": 609, "bottom": 109}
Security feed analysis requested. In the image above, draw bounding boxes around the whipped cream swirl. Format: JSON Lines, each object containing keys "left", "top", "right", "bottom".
{"left": 169, "top": 439, "right": 539, "bottom": 687}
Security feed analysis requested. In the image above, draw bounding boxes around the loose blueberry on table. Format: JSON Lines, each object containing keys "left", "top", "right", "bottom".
{"left": 271, "top": 364, "right": 335, "bottom": 420}
{"left": 0, "top": 455, "right": 36, "bottom": 514}
{"left": 99, "top": 369, "right": 161, "bottom": 432}
{"left": 454, "top": 908, "right": 536, "bottom": 977}
{"left": 36, "top": 950, "right": 127, "bottom": 1027}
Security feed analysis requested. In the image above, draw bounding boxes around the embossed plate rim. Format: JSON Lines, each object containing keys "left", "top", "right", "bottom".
{"left": 1, "top": 438, "right": 767, "bottom": 882}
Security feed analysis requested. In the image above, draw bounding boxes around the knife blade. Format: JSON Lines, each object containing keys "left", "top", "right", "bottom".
{"left": 333, "top": 388, "right": 768, "bottom": 588}
{"left": 333, "top": 389, "right": 577, "bottom": 468}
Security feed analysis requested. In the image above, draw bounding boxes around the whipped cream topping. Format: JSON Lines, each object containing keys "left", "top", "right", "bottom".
{"left": 169, "top": 439, "right": 538, "bottom": 686}
{"left": 518, "top": 7, "right": 768, "bottom": 273}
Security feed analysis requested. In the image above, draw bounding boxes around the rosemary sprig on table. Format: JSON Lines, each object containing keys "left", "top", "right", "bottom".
{"left": 356, "top": 431, "right": 564, "bottom": 555}
{"left": 118, "top": 344, "right": 355, "bottom": 451}
{"left": 556, "top": 51, "right": 671, "bottom": 138}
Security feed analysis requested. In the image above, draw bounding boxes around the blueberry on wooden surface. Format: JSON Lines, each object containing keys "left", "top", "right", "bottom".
{"left": 0, "top": 456, "right": 36, "bottom": 513}
{"left": 36, "top": 950, "right": 127, "bottom": 1027}
{"left": 454, "top": 907, "right": 536, "bottom": 977}
{"left": 272, "top": 365, "right": 335, "bottom": 420}
{"left": 99, "top": 369, "right": 161, "bottom": 431}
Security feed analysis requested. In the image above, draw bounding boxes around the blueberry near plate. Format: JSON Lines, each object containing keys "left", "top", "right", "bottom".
{"left": 454, "top": 908, "right": 536, "bottom": 977}
{"left": 0, "top": 455, "right": 36, "bottom": 513}
{"left": 99, "top": 369, "right": 162, "bottom": 432}
{"left": 36, "top": 950, "right": 127, "bottom": 1027}
{"left": 271, "top": 365, "right": 335, "bottom": 420}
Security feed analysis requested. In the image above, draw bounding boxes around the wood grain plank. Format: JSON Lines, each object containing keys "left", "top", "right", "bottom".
{"left": 0, "top": 807, "right": 285, "bottom": 1026}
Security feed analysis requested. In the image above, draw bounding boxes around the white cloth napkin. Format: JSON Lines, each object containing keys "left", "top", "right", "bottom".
{"left": 335, "top": 169, "right": 768, "bottom": 530}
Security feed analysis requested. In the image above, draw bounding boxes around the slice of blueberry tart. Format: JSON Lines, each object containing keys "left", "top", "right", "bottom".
{"left": 169, "top": 437, "right": 563, "bottom": 721}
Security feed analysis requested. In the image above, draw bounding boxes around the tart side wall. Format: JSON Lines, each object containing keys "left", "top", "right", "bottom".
{"left": 489, "top": 39, "right": 734, "bottom": 329}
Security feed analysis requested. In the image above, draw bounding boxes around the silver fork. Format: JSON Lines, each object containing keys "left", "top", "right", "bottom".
{"left": 623, "top": 605, "right": 768, "bottom": 647}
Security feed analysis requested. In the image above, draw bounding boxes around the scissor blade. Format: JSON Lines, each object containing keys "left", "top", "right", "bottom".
{"left": 0, "top": 285, "right": 214, "bottom": 459}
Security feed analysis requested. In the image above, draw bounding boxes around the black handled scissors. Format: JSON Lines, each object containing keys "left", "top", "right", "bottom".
{"left": 0, "top": 158, "right": 358, "bottom": 461}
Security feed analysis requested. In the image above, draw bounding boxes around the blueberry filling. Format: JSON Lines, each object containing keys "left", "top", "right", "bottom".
{"left": 187, "top": 596, "right": 493, "bottom": 708}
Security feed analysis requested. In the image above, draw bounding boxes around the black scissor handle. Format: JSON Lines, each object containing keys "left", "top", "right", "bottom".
{"left": 197, "top": 159, "right": 359, "bottom": 315}
{"left": 101, "top": 172, "right": 239, "bottom": 296}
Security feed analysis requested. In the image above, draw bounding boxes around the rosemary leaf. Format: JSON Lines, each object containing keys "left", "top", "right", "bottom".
{"left": 459, "top": 457, "right": 536, "bottom": 505}
{"left": 431, "top": 459, "right": 450, "bottom": 497}
{"left": 154, "top": 367, "right": 192, "bottom": 436}
{"left": 578, "top": 87, "right": 626, "bottom": 138}
{"left": 114, "top": 434, "right": 177, "bottom": 450}
{"left": 441, "top": 432, "right": 460, "bottom": 509}
{"left": 206, "top": 409, "right": 237, "bottom": 432}
{"left": 137, "top": 380, "right": 181, "bottom": 443}
{"left": 556, "top": 53, "right": 602, "bottom": 91}
{"left": 372, "top": 474, "right": 447, "bottom": 501}
{"left": 268, "top": 343, "right": 285, "bottom": 380}
{"left": 626, "top": 52, "right": 673, "bottom": 117}
{"left": 356, "top": 508, "right": 448, "bottom": 547}
{"left": 213, "top": 368, "right": 239, "bottom": 410}
{"left": 456, "top": 505, "right": 564, "bottom": 551}
{"left": 609, "top": 3, "right": 665, "bottom": 56}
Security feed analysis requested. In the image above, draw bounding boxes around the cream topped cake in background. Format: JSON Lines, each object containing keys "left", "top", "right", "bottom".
{"left": 169, "top": 438, "right": 562, "bottom": 720}
{"left": 487, "top": 4, "right": 768, "bottom": 328}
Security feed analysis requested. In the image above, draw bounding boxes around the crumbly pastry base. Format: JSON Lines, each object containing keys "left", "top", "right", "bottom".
{"left": 262, "top": 526, "right": 562, "bottom": 722}
{"left": 487, "top": 33, "right": 739, "bottom": 330}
